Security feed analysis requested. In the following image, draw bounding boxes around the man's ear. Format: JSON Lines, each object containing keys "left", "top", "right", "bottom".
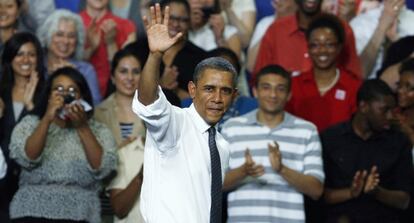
{"left": 252, "top": 87, "right": 258, "bottom": 98}
{"left": 188, "top": 81, "right": 196, "bottom": 99}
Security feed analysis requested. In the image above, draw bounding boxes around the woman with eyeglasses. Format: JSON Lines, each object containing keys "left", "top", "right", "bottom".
{"left": 8, "top": 67, "right": 117, "bottom": 223}
{"left": 286, "top": 14, "right": 361, "bottom": 132}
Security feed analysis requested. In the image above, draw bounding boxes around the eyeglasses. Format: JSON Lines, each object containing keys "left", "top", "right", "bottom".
{"left": 52, "top": 85, "right": 79, "bottom": 97}
{"left": 308, "top": 42, "right": 338, "bottom": 51}
{"left": 169, "top": 15, "right": 190, "bottom": 24}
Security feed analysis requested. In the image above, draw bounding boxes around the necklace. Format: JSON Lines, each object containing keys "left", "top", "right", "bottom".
{"left": 318, "top": 68, "right": 340, "bottom": 94}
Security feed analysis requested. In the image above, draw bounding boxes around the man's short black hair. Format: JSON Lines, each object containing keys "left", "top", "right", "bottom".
{"left": 399, "top": 58, "right": 414, "bottom": 75}
{"left": 306, "top": 13, "right": 345, "bottom": 45}
{"left": 255, "top": 65, "right": 291, "bottom": 91}
{"left": 357, "top": 79, "right": 394, "bottom": 104}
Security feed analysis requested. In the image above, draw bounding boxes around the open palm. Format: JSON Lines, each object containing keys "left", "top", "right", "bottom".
{"left": 144, "top": 4, "right": 183, "bottom": 53}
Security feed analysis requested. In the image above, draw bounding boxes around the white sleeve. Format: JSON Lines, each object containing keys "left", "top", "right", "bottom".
{"left": 132, "top": 87, "right": 181, "bottom": 152}
{"left": 0, "top": 147, "right": 6, "bottom": 179}
{"left": 350, "top": 8, "right": 381, "bottom": 55}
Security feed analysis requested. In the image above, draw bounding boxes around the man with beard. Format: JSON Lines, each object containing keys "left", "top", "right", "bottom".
{"left": 253, "top": 0, "right": 362, "bottom": 82}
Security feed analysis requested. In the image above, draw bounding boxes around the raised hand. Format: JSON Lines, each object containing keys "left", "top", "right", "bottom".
{"left": 86, "top": 17, "right": 101, "bottom": 52}
{"left": 364, "top": 166, "right": 380, "bottom": 194}
{"left": 243, "top": 148, "right": 265, "bottom": 177}
{"left": 380, "top": 0, "right": 404, "bottom": 33}
{"left": 209, "top": 14, "right": 225, "bottom": 43}
{"left": 143, "top": 4, "right": 183, "bottom": 54}
{"left": 268, "top": 141, "right": 283, "bottom": 173}
{"left": 45, "top": 91, "right": 64, "bottom": 122}
{"left": 101, "top": 19, "right": 117, "bottom": 45}
{"left": 220, "top": 0, "right": 233, "bottom": 11}
{"left": 160, "top": 66, "right": 179, "bottom": 90}
{"left": 350, "top": 170, "right": 367, "bottom": 198}
{"left": 23, "top": 71, "right": 39, "bottom": 111}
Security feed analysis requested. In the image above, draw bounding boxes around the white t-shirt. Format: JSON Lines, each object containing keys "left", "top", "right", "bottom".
{"left": 189, "top": 23, "right": 238, "bottom": 52}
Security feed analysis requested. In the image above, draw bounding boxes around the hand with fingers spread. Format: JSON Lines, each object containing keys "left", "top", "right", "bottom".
{"left": 143, "top": 4, "right": 183, "bottom": 54}
{"left": 364, "top": 165, "right": 380, "bottom": 194}
{"left": 268, "top": 141, "right": 283, "bottom": 173}
{"left": 160, "top": 66, "right": 179, "bottom": 90}
{"left": 350, "top": 170, "right": 367, "bottom": 198}
{"left": 101, "top": 19, "right": 117, "bottom": 45}
{"left": 23, "top": 71, "right": 39, "bottom": 111}
{"left": 45, "top": 91, "right": 64, "bottom": 122}
{"left": 243, "top": 148, "right": 265, "bottom": 177}
{"left": 66, "top": 103, "right": 88, "bottom": 128}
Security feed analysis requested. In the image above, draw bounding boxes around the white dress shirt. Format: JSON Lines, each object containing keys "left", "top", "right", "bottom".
{"left": 132, "top": 87, "right": 230, "bottom": 223}
{"left": 0, "top": 147, "right": 7, "bottom": 179}
{"left": 350, "top": 5, "right": 414, "bottom": 78}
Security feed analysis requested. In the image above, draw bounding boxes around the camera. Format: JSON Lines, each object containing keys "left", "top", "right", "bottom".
{"left": 63, "top": 94, "right": 76, "bottom": 104}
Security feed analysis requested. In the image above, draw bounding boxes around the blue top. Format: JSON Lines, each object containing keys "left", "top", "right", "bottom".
{"left": 70, "top": 60, "right": 102, "bottom": 105}
{"left": 54, "top": 0, "right": 82, "bottom": 13}
{"left": 255, "top": 0, "right": 275, "bottom": 23}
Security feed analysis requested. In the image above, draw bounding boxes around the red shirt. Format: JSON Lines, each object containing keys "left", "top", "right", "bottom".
{"left": 286, "top": 69, "right": 362, "bottom": 132}
{"left": 80, "top": 11, "right": 136, "bottom": 96}
{"left": 253, "top": 14, "right": 362, "bottom": 84}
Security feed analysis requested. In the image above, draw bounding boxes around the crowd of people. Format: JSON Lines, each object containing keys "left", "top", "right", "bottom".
{"left": 0, "top": 0, "right": 414, "bottom": 222}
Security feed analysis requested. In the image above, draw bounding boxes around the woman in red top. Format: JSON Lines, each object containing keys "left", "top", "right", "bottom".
{"left": 286, "top": 14, "right": 361, "bottom": 132}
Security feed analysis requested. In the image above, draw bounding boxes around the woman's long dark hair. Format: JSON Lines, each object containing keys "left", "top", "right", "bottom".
{"left": 0, "top": 32, "right": 46, "bottom": 102}
{"left": 31, "top": 67, "right": 94, "bottom": 119}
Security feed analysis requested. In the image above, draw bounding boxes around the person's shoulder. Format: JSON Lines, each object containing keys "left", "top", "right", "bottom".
{"left": 320, "top": 121, "right": 349, "bottom": 138}
{"left": 95, "top": 94, "right": 115, "bottom": 113}
{"left": 287, "top": 112, "right": 318, "bottom": 132}
{"left": 222, "top": 110, "right": 256, "bottom": 130}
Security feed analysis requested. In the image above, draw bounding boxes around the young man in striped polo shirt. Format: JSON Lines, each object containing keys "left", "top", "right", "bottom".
{"left": 221, "top": 65, "right": 324, "bottom": 223}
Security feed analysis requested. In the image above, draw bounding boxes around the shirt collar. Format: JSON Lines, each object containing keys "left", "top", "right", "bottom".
{"left": 244, "top": 109, "right": 297, "bottom": 129}
{"left": 287, "top": 14, "right": 302, "bottom": 36}
{"left": 188, "top": 103, "right": 213, "bottom": 133}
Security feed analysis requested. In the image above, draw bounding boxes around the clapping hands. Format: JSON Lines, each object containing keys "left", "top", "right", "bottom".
{"left": 350, "top": 166, "right": 380, "bottom": 199}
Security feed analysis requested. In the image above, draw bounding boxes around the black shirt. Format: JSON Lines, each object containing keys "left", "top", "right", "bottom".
{"left": 321, "top": 121, "right": 413, "bottom": 223}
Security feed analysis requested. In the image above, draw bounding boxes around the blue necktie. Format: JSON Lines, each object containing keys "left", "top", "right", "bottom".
{"left": 208, "top": 127, "right": 222, "bottom": 223}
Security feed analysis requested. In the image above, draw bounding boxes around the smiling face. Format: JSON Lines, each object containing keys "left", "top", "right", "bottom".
{"left": 113, "top": 55, "right": 142, "bottom": 97}
{"left": 254, "top": 73, "right": 291, "bottom": 115}
{"left": 12, "top": 42, "right": 37, "bottom": 78}
{"left": 166, "top": 2, "right": 190, "bottom": 38}
{"left": 398, "top": 72, "right": 414, "bottom": 109}
{"left": 0, "top": 0, "right": 19, "bottom": 28}
{"left": 308, "top": 27, "right": 342, "bottom": 70}
{"left": 49, "top": 19, "right": 77, "bottom": 59}
{"left": 188, "top": 68, "right": 236, "bottom": 125}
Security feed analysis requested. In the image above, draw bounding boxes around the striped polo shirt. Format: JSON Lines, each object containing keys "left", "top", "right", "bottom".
{"left": 221, "top": 110, "right": 324, "bottom": 223}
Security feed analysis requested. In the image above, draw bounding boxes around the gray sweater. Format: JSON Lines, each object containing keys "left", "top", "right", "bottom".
{"left": 9, "top": 115, "right": 117, "bottom": 223}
